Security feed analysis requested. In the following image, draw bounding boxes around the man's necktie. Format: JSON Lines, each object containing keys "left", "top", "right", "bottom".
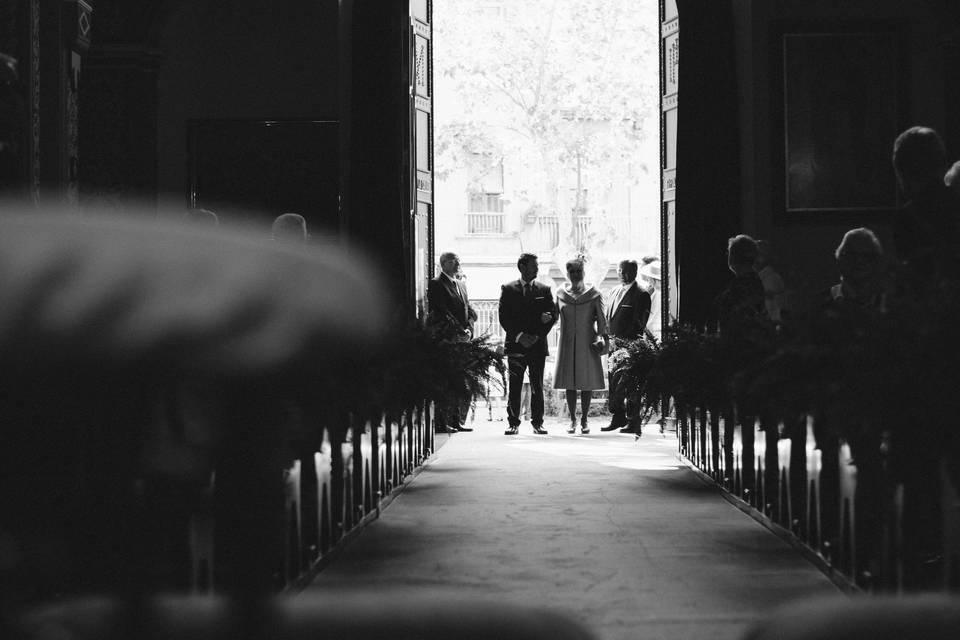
{"left": 523, "top": 283, "right": 532, "bottom": 300}
{"left": 612, "top": 286, "right": 625, "bottom": 315}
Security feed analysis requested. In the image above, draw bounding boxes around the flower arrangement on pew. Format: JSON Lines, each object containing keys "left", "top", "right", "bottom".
{"left": 608, "top": 334, "right": 659, "bottom": 400}
{"left": 634, "top": 324, "right": 725, "bottom": 414}
{"left": 317, "top": 321, "right": 506, "bottom": 427}
{"left": 734, "top": 299, "right": 899, "bottom": 451}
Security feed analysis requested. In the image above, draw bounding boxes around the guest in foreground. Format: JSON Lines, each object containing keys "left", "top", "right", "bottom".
{"left": 554, "top": 257, "right": 608, "bottom": 435}
{"left": 498, "top": 253, "right": 556, "bottom": 435}
{"left": 891, "top": 126, "right": 959, "bottom": 278}
{"left": 603, "top": 259, "right": 651, "bottom": 434}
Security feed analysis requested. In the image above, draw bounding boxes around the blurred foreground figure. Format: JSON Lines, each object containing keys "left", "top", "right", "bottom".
{"left": 271, "top": 212, "right": 308, "bottom": 244}
{"left": 184, "top": 208, "right": 220, "bottom": 228}
{"left": 0, "top": 206, "right": 386, "bottom": 375}
{"left": 0, "top": 204, "right": 388, "bottom": 606}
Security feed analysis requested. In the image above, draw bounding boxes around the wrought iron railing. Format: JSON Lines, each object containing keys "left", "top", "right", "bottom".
{"left": 465, "top": 212, "right": 505, "bottom": 235}
{"left": 534, "top": 215, "right": 560, "bottom": 249}
{"left": 529, "top": 215, "right": 593, "bottom": 252}
{"left": 472, "top": 299, "right": 559, "bottom": 352}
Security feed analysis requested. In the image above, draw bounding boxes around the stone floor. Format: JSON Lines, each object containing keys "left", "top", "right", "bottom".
{"left": 302, "top": 412, "right": 842, "bottom": 640}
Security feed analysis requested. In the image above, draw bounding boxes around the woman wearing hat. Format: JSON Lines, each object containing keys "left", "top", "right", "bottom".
{"left": 639, "top": 259, "right": 662, "bottom": 342}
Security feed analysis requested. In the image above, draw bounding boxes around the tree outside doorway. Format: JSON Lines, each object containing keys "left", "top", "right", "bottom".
{"left": 434, "top": 0, "right": 660, "bottom": 315}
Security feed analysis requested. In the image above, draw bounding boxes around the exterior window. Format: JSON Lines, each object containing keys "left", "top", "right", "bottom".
{"left": 467, "top": 192, "right": 504, "bottom": 213}
{"left": 465, "top": 159, "right": 505, "bottom": 235}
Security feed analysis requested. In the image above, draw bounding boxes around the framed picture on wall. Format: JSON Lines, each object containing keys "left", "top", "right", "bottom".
{"left": 778, "top": 26, "right": 902, "bottom": 214}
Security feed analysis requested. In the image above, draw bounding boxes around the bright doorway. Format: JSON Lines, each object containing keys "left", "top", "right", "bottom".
{"left": 432, "top": 0, "right": 662, "bottom": 342}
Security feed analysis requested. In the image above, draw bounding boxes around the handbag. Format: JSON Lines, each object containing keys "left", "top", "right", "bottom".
{"left": 591, "top": 335, "right": 609, "bottom": 356}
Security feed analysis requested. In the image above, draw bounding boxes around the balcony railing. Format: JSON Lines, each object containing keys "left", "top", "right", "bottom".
{"left": 466, "top": 212, "right": 506, "bottom": 235}
{"left": 531, "top": 215, "right": 593, "bottom": 251}
{"left": 535, "top": 215, "right": 559, "bottom": 249}
{"left": 571, "top": 215, "right": 592, "bottom": 251}
{"left": 473, "top": 299, "right": 559, "bottom": 353}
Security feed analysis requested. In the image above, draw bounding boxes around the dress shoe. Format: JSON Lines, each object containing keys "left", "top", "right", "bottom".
{"left": 457, "top": 425, "right": 474, "bottom": 432}
{"left": 619, "top": 424, "right": 640, "bottom": 435}
{"left": 504, "top": 425, "right": 519, "bottom": 435}
{"left": 532, "top": 425, "right": 548, "bottom": 435}
{"left": 601, "top": 418, "right": 626, "bottom": 432}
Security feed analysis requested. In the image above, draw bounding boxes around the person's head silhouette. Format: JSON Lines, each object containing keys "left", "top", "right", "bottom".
{"left": 183, "top": 208, "right": 219, "bottom": 228}
{"left": 271, "top": 213, "right": 308, "bottom": 244}
{"left": 893, "top": 126, "right": 947, "bottom": 199}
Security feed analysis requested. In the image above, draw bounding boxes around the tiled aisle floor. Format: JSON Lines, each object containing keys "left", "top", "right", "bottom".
{"left": 302, "top": 414, "right": 842, "bottom": 640}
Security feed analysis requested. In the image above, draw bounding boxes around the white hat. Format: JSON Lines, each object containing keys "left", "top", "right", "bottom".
{"left": 639, "top": 261, "right": 661, "bottom": 280}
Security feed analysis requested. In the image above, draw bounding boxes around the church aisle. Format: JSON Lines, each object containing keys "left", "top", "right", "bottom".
{"left": 302, "top": 415, "right": 841, "bottom": 640}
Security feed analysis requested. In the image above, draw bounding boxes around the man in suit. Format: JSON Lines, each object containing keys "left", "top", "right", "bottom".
{"left": 602, "top": 259, "right": 651, "bottom": 434}
{"left": 498, "top": 253, "right": 557, "bottom": 435}
{"left": 427, "top": 251, "right": 475, "bottom": 432}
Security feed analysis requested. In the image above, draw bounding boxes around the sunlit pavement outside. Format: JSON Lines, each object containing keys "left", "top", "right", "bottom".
{"left": 304, "top": 409, "right": 842, "bottom": 640}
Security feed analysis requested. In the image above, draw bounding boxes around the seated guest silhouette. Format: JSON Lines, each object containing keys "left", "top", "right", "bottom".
{"left": 714, "top": 234, "right": 766, "bottom": 335}
{"left": 272, "top": 212, "right": 308, "bottom": 244}
{"left": 184, "top": 208, "right": 220, "bottom": 228}
{"left": 891, "top": 126, "right": 960, "bottom": 279}
{"left": 825, "top": 227, "right": 886, "bottom": 312}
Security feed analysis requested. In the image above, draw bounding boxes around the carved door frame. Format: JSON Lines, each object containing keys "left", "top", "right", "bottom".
{"left": 660, "top": 0, "right": 679, "bottom": 331}
{"left": 410, "top": 0, "right": 434, "bottom": 320}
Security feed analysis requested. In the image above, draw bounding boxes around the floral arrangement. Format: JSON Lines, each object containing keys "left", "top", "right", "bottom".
{"left": 608, "top": 265, "right": 960, "bottom": 484}
{"left": 314, "top": 320, "right": 505, "bottom": 423}
{"left": 632, "top": 324, "right": 724, "bottom": 411}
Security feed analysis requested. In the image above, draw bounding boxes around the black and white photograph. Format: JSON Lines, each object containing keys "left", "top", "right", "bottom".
{"left": 0, "top": 1, "right": 959, "bottom": 639}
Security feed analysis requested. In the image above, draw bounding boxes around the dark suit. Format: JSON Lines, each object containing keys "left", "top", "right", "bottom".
{"left": 428, "top": 273, "right": 475, "bottom": 428}
{"left": 427, "top": 273, "right": 473, "bottom": 337}
{"left": 606, "top": 281, "right": 651, "bottom": 426}
{"left": 498, "top": 279, "right": 557, "bottom": 428}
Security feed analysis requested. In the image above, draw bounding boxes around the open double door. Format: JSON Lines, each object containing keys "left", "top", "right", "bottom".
{"left": 408, "top": 1, "right": 675, "bottom": 326}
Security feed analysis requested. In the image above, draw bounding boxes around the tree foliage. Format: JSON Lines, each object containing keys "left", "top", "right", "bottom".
{"left": 435, "top": 0, "right": 658, "bottom": 223}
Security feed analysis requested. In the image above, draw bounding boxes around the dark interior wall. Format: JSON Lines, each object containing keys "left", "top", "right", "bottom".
{"left": 733, "top": 0, "right": 951, "bottom": 295}
{"left": 153, "top": 0, "right": 339, "bottom": 209}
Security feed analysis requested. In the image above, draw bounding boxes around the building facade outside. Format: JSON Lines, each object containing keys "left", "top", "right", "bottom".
{"left": 434, "top": 0, "right": 661, "bottom": 349}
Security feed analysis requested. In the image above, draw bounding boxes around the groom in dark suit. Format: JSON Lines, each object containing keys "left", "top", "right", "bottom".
{"left": 498, "top": 253, "right": 557, "bottom": 435}
{"left": 428, "top": 251, "right": 475, "bottom": 433}
{"left": 603, "top": 259, "right": 651, "bottom": 434}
